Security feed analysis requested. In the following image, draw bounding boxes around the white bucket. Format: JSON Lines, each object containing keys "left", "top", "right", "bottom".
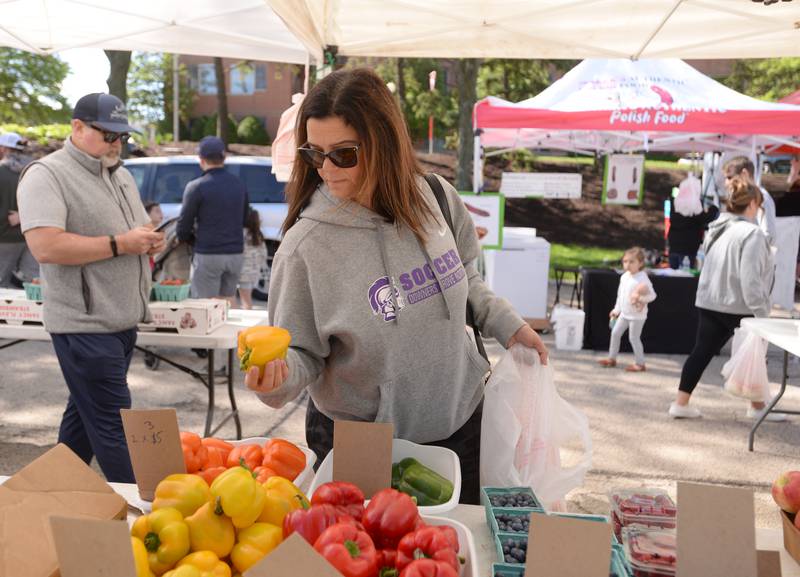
{"left": 551, "top": 305, "right": 585, "bottom": 351}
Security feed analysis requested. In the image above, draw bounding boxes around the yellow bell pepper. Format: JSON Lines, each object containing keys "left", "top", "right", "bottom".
{"left": 184, "top": 501, "right": 235, "bottom": 558}
{"left": 230, "top": 522, "right": 283, "bottom": 574}
{"left": 131, "top": 536, "right": 156, "bottom": 577}
{"left": 131, "top": 507, "right": 191, "bottom": 575}
{"left": 257, "top": 476, "right": 310, "bottom": 526}
{"left": 153, "top": 474, "right": 213, "bottom": 518}
{"left": 210, "top": 465, "right": 266, "bottom": 529}
{"left": 162, "top": 567, "right": 201, "bottom": 577}
{"left": 238, "top": 326, "right": 291, "bottom": 374}
{"left": 176, "top": 551, "right": 232, "bottom": 577}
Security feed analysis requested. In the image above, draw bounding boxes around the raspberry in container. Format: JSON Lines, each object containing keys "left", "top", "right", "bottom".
{"left": 609, "top": 488, "right": 677, "bottom": 541}
{"left": 622, "top": 528, "right": 677, "bottom": 577}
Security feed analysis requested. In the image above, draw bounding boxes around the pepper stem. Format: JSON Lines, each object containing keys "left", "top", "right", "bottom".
{"left": 143, "top": 532, "right": 160, "bottom": 553}
{"left": 239, "top": 347, "right": 252, "bottom": 371}
{"left": 214, "top": 496, "right": 224, "bottom": 516}
{"left": 413, "top": 548, "right": 428, "bottom": 560}
{"left": 296, "top": 494, "right": 310, "bottom": 510}
{"left": 344, "top": 540, "right": 361, "bottom": 559}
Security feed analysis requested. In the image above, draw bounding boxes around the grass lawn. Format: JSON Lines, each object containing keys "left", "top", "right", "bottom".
{"left": 534, "top": 155, "right": 682, "bottom": 171}
{"left": 548, "top": 243, "right": 623, "bottom": 279}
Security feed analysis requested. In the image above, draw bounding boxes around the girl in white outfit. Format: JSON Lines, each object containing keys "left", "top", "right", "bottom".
{"left": 598, "top": 247, "right": 656, "bottom": 372}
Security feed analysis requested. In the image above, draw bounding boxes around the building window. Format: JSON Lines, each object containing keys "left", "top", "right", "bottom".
{"left": 198, "top": 63, "right": 217, "bottom": 95}
{"left": 255, "top": 65, "right": 267, "bottom": 91}
{"left": 231, "top": 64, "right": 255, "bottom": 95}
{"left": 187, "top": 64, "right": 198, "bottom": 91}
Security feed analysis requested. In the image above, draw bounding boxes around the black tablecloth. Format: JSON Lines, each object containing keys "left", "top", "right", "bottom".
{"left": 582, "top": 268, "right": 699, "bottom": 354}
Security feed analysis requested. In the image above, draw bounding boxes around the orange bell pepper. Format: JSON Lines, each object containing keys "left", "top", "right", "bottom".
{"left": 226, "top": 444, "right": 263, "bottom": 471}
{"left": 252, "top": 466, "right": 278, "bottom": 484}
{"left": 261, "top": 439, "right": 306, "bottom": 482}
{"left": 181, "top": 431, "right": 208, "bottom": 474}
{"left": 197, "top": 466, "right": 227, "bottom": 486}
{"left": 201, "top": 438, "right": 233, "bottom": 461}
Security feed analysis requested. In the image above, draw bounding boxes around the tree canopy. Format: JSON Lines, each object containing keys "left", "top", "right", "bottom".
{"left": 723, "top": 58, "right": 800, "bottom": 102}
{"left": 0, "top": 48, "right": 70, "bottom": 124}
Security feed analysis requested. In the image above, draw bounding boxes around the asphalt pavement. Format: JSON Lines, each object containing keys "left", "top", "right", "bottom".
{"left": 1, "top": 285, "right": 797, "bottom": 528}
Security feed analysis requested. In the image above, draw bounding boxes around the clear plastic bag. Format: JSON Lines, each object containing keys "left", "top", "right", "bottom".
{"left": 721, "top": 328, "right": 770, "bottom": 401}
{"left": 480, "top": 344, "right": 592, "bottom": 509}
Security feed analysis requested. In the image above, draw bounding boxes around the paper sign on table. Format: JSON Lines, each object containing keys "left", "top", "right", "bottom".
{"left": 244, "top": 532, "right": 341, "bottom": 577}
{"left": 50, "top": 516, "right": 137, "bottom": 577}
{"left": 677, "top": 482, "right": 757, "bottom": 577}
{"left": 332, "top": 420, "right": 393, "bottom": 498}
{"left": 757, "top": 550, "right": 782, "bottom": 577}
{"left": 524, "top": 513, "right": 612, "bottom": 577}
{"left": 121, "top": 409, "right": 185, "bottom": 500}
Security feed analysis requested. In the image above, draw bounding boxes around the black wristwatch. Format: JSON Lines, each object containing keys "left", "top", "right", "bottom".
{"left": 109, "top": 235, "right": 119, "bottom": 257}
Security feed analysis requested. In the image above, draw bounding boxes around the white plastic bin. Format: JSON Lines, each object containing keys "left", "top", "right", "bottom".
{"left": 550, "top": 305, "right": 585, "bottom": 351}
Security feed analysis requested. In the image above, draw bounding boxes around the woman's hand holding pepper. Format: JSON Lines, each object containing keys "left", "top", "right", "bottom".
{"left": 244, "top": 359, "right": 289, "bottom": 393}
{"left": 506, "top": 324, "right": 548, "bottom": 365}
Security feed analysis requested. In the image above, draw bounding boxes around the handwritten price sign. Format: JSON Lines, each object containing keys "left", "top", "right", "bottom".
{"left": 120, "top": 409, "right": 185, "bottom": 500}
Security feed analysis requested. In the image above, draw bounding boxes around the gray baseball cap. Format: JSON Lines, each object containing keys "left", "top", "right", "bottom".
{"left": 72, "top": 92, "right": 139, "bottom": 133}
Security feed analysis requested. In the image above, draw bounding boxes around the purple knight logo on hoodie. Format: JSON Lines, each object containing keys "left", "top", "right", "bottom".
{"left": 368, "top": 277, "right": 404, "bottom": 322}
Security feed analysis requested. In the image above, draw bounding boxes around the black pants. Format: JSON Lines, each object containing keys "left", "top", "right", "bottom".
{"left": 678, "top": 308, "right": 749, "bottom": 395}
{"left": 306, "top": 399, "right": 483, "bottom": 505}
{"left": 51, "top": 329, "right": 137, "bottom": 483}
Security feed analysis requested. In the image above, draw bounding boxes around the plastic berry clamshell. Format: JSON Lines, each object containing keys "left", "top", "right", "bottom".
{"left": 622, "top": 527, "right": 677, "bottom": 577}
{"left": 609, "top": 488, "right": 677, "bottom": 541}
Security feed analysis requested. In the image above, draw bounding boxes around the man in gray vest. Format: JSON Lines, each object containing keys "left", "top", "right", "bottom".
{"left": 17, "top": 93, "right": 165, "bottom": 482}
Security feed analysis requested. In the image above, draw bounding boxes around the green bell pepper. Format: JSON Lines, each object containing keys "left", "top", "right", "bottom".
{"left": 391, "top": 457, "right": 454, "bottom": 506}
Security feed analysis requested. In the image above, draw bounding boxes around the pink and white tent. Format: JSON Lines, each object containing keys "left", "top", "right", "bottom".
{"left": 474, "top": 59, "right": 800, "bottom": 161}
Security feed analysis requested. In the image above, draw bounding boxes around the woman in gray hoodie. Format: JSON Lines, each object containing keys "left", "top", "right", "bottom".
{"left": 244, "top": 68, "right": 548, "bottom": 504}
{"left": 669, "top": 176, "right": 776, "bottom": 420}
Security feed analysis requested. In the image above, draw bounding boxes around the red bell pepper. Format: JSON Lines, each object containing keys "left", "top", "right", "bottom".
{"left": 399, "top": 559, "right": 458, "bottom": 577}
{"left": 283, "top": 503, "right": 361, "bottom": 545}
{"left": 311, "top": 481, "right": 366, "bottom": 520}
{"left": 377, "top": 548, "right": 398, "bottom": 577}
{"left": 396, "top": 526, "right": 459, "bottom": 573}
{"left": 313, "top": 522, "right": 379, "bottom": 577}
{"left": 363, "top": 489, "right": 422, "bottom": 550}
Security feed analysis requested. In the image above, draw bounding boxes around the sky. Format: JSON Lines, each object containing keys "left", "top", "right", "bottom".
{"left": 58, "top": 48, "right": 110, "bottom": 106}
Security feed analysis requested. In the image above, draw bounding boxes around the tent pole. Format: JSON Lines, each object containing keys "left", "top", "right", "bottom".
{"left": 173, "top": 53, "right": 179, "bottom": 144}
{"left": 304, "top": 52, "right": 310, "bottom": 93}
{"left": 472, "top": 131, "right": 482, "bottom": 192}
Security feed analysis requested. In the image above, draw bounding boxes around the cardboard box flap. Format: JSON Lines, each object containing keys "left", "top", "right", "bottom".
{"left": 3, "top": 444, "right": 117, "bottom": 494}
{"left": 0, "top": 486, "right": 127, "bottom": 577}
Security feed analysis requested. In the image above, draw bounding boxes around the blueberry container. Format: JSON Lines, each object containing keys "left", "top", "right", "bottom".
{"left": 494, "top": 531, "right": 529, "bottom": 565}
{"left": 492, "top": 563, "right": 526, "bottom": 577}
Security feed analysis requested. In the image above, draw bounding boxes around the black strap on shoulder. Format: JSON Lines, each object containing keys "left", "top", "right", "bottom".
{"left": 424, "top": 173, "right": 488, "bottom": 362}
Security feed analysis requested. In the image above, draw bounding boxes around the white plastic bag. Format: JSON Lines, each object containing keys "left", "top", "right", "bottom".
{"left": 721, "top": 328, "right": 770, "bottom": 401}
{"left": 480, "top": 344, "right": 592, "bottom": 509}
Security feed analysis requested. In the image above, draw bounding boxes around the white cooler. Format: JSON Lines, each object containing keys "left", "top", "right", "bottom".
{"left": 483, "top": 227, "right": 550, "bottom": 320}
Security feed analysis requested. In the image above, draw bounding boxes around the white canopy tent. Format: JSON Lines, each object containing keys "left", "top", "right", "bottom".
{"left": 472, "top": 58, "right": 800, "bottom": 190}
{"left": 268, "top": 0, "right": 800, "bottom": 62}
{"left": 0, "top": 0, "right": 308, "bottom": 64}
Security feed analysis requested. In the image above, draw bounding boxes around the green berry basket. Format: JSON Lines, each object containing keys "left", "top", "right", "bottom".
{"left": 23, "top": 282, "right": 43, "bottom": 301}
{"left": 151, "top": 282, "right": 191, "bottom": 302}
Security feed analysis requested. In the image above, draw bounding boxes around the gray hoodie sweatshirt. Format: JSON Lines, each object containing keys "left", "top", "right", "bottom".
{"left": 695, "top": 212, "right": 773, "bottom": 318}
{"left": 259, "top": 175, "right": 526, "bottom": 443}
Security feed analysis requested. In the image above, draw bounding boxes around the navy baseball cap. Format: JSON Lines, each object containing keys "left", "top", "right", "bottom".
{"left": 72, "top": 93, "right": 139, "bottom": 133}
{"left": 198, "top": 136, "right": 225, "bottom": 158}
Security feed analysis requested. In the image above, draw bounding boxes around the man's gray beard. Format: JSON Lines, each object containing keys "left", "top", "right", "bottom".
{"left": 101, "top": 152, "right": 120, "bottom": 168}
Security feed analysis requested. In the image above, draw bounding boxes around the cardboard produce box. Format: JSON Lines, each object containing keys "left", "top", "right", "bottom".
{"left": 0, "top": 444, "right": 128, "bottom": 577}
{"left": 147, "top": 298, "right": 227, "bottom": 335}
{"left": 0, "top": 289, "right": 43, "bottom": 324}
{"left": 781, "top": 509, "right": 800, "bottom": 566}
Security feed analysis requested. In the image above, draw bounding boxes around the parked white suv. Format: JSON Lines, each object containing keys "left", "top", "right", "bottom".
{"left": 124, "top": 155, "right": 286, "bottom": 299}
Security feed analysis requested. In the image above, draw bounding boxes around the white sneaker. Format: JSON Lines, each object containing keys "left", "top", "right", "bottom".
{"left": 668, "top": 402, "right": 702, "bottom": 419}
{"left": 746, "top": 406, "right": 788, "bottom": 422}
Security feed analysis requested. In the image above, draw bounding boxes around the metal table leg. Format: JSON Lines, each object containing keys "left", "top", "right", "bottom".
{"left": 227, "top": 348, "right": 241, "bottom": 439}
{"left": 204, "top": 349, "right": 215, "bottom": 437}
{"left": 749, "top": 350, "right": 800, "bottom": 451}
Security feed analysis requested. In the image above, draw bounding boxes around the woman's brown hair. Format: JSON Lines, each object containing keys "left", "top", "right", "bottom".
{"left": 282, "top": 68, "right": 434, "bottom": 242}
{"left": 726, "top": 176, "right": 762, "bottom": 214}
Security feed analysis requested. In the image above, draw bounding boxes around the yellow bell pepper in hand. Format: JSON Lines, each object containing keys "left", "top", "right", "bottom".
{"left": 162, "top": 567, "right": 201, "bottom": 577}
{"left": 230, "top": 522, "right": 283, "bottom": 574}
{"left": 184, "top": 501, "right": 235, "bottom": 558}
{"left": 257, "top": 476, "right": 310, "bottom": 526}
{"left": 153, "top": 474, "right": 212, "bottom": 518}
{"left": 131, "top": 507, "right": 191, "bottom": 575}
{"left": 131, "top": 536, "right": 156, "bottom": 577}
{"left": 176, "top": 551, "right": 232, "bottom": 577}
{"left": 238, "top": 326, "right": 291, "bottom": 374}
{"left": 210, "top": 465, "right": 266, "bottom": 529}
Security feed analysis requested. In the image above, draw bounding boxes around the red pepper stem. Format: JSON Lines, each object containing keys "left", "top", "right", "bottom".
{"left": 413, "top": 548, "right": 428, "bottom": 560}
{"left": 344, "top": 540, "right": 361, "bottom": 559}
{"left": 379, "top": 569, "right": 399, "bottom": 577}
